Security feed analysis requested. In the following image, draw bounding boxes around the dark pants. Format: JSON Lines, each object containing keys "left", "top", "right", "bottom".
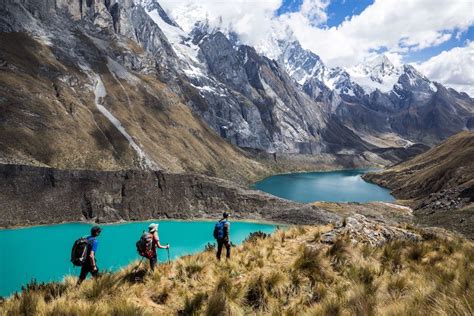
{"left": 149, "top": 254, "right": 157, "bottom": 271}
{"left": 216, "top": 238, "right": 231, "bottom": 260}
{"left": 78, "top": 261, "right": 99, "bottom": 284}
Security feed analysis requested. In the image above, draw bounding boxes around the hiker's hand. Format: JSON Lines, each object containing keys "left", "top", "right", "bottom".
{"left": 92, "top": 266, "right": 98, "bottom": 272}
{"left": 166, "top": 244, "right": 170, "bottom": 249}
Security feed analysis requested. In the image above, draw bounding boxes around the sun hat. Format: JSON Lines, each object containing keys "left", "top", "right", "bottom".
{"left": 148, "top": 223, "right": 159, "bottom": 233}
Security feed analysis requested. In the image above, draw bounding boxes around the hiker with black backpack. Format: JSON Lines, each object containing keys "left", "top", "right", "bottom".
{"left": 214, "top": 212, "right": 231, "bottom": 261}
{"left": 72, "top": 226, "right": 102, "bottom": 285}
{"left": 136, "top": 223, "right": 169, "bottom": 271}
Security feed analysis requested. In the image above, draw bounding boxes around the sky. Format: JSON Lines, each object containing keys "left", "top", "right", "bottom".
{"left": 159, "top": 0, "right": 474, "bottom": 95}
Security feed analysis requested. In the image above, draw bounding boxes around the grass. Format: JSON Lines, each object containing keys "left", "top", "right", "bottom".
{"left": 1, "top": 225, "right": 473, "bottom": 315}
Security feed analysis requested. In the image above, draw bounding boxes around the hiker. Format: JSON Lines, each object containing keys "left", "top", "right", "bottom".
{"left": 77, "top": 226, "right": 102, "bottom": 285}
{"left": 214, "top": 212, "right": 231, "bottom": 260}
{"left": 139, "top": 223, "right": 169, "bottom": 271}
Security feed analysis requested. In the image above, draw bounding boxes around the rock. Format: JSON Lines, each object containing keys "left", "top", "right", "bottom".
{"left": 0, "top": 164, "right": 340, "bottom": 227}
{"left": 321, "top": 214, "right": 421, "bottom": 246}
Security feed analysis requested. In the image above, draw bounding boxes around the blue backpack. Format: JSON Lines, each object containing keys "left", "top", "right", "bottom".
{"left": 213, "top": 220, "right": 227, "bottom": 239}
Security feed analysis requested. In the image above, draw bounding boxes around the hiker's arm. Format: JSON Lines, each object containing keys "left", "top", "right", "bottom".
{"left": 89, "top": 250, "right": 97, "bottom": 270}
{"left": 154, "top": 233, "right": 169, "bottom": 249}
{"left": 156, "top": 240, "right": 169, "bottom": 249}
{"left": 224, "top": 223, "right": 230, "bottom": 240}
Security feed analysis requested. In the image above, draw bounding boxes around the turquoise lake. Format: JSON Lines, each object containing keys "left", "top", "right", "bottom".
{"left": 253, "top": 169, "right": 394, "bottom": 203}
{"left": 0, "top": 221, "right": 276, "bottom": 297}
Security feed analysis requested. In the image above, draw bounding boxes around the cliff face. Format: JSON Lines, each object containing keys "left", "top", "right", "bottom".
{"left": 0, "top": 164, "right": 340, "bottom": 227}
{"left": 0, "top": 0, "right": 273, "bottom": 182}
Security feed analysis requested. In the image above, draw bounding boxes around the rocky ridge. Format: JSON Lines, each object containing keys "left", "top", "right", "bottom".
{"left": 364, "top": 131, "right": 474, "bottom": 238}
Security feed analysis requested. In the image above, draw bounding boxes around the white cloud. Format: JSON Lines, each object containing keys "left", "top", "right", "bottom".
{"left": 280, "top": 0, "right": 474, "bottom": 67}
{"left": 159, "top": 0, "right": 473, "bottom": 68}
{"left": 159, "top": 0, "right": 282, "bottom": 47}
{"left": 415, "top": 42, "right": 474, "bottom": 96}
{"left": 300, "top": 0, "right": 331, "bottom": 25}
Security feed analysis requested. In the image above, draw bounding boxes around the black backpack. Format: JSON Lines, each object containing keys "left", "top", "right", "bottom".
{"left": 136, "top": 232, "right": 153, "bottom": 258}
{"left": 71, "top": 237, "right": 91, "bottom": 266}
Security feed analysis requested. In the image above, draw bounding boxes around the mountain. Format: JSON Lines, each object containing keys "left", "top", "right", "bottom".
{"left": 0, "top": 0, "right": 472, "bottom": 179}
{"left": 364, "top": 131, "right": 474, "bottom": 237}
{"left": 0, "top": 0, "right": 270, "bottom": 182}
{"left": 278, "top": 41, "right": 474, "bottom": 147}
{"left": 0, "top": 0, "right": 391, "bottom": 176}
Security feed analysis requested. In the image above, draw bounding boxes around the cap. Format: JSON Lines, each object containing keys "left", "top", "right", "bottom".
{"left": 223, "top": 212, "right": 229, "bottom": 218}
{"left": 148, "top": 223, "right": 159, "bottom": 233}
{"left": 91, "top": 226, "right": 102, "bottom": 235}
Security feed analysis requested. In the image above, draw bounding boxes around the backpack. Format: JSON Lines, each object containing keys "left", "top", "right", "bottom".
{"left": 136, "top": 232, "right": 154, "bottom": 258}
{"left": 213, "top": 220, "right": 227, "bottom": 239}
{"left": 71, "top": 237, "right": 92, "bottom": 266}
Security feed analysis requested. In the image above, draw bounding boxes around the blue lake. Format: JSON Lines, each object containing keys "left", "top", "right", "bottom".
{"left": 253, "top": 169, "right": 394, "bottom": 203}
{"left": 0, "top": 221, "right": 276, "bottom": 297}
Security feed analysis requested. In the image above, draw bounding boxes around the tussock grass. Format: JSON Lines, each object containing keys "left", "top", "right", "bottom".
{"left": 1, "top": 225, "right": 473, "bottom": 315}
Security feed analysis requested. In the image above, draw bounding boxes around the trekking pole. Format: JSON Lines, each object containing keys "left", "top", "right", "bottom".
{"left": 132, "top": 257, "right": 144, "bottom": 274}
{"left": 167, "top": 247, "right": 171, "bottom": 265}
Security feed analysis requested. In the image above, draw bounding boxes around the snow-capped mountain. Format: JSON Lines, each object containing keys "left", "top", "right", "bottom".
{"left": 0, "top": 0, "right": 472, "bottom": 175}
{"left": 347, "top": 55, "right": 402, "bottom": 94}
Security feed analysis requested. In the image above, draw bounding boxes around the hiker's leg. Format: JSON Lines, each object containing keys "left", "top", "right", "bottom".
{"left": 150, "top": 255, "right": 157, "bottom": 271}
{"left": 216, "top": 239, "right": 223, "bottom": 260}
{"left": 225, "top": 241, "right": 231, "bottom": 259}
{"left": 77, "top": 263, "right": 90, "bottom": 284}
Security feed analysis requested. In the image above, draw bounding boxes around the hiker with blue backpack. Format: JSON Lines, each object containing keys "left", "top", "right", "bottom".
{"left": 71, "top": 226, "right": 102, "bottom": 285}
{"left": 214, "top": 212, "right": 231, "bottom": 261}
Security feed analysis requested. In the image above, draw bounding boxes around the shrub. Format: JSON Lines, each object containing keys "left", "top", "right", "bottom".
{"left": 380, "top": 242, "right": 403, "bottom": 272}
{"left": 22, "top": 280, "right": 68, "bottom": 303}
{"left": 18, "top": 291, "right": 40, "bottom": 315}
{"left": 245, "top": 275, "right": 268, "bottom": 311}
{"left": 109, "top": 301, "right": 145, "bottom": 316}
{"left": 320, "top": 298, "right": 342, "bottom": 316}
{"left": 204, "top": 243, "right": 216, "bottom": 252}
{"left": 185, "top": 262, "right": 205, "bottom": 279}
{"left": 387, "top": 276, "right": 409, "bottom": 299}
{"left": 244, "top": 231, "right": 269, "bottom": 244}
{"left": 294, "top": 246, "right": 327, "bottom": 284}
{"left": 265, "top": 271, "right": 286, "bottom": 298}
{"left": 326, "top": 238, "right": 350, "bottom": 270}
{"left": 180, "top": 292, "right": 207, "bottom": 316}
{"left": 348, "top": 285, "right": 376, "bottom": 316}
{"left": 206, "top": 292, "right": 227, "bottom": 316}
{"left": 150, "top": 287, "right": 169, "bottom": 305}
{"left": 83, "top": 273, "right": 118, "bottom": 301}
{"left": 407, "top": 243, "right": 426, "bottom": 262}
{"left": 46, "top": 303, "right": 100, "bottom": 316}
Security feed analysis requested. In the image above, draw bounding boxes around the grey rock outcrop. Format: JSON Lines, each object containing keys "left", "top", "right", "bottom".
{"left": 0, "top": 164, "right": 340, "bottom": 227}
{"left": 321, "top": 214, "right": 421, "bottom": 246}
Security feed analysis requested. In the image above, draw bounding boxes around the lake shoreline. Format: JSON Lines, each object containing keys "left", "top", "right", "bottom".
{"left": 0, "top": 217, "right": 286, "bottom": 231}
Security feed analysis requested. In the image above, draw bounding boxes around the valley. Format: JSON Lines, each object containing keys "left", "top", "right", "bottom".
{"left": 0, "top": 0, "right": 473, "bottom": 313}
